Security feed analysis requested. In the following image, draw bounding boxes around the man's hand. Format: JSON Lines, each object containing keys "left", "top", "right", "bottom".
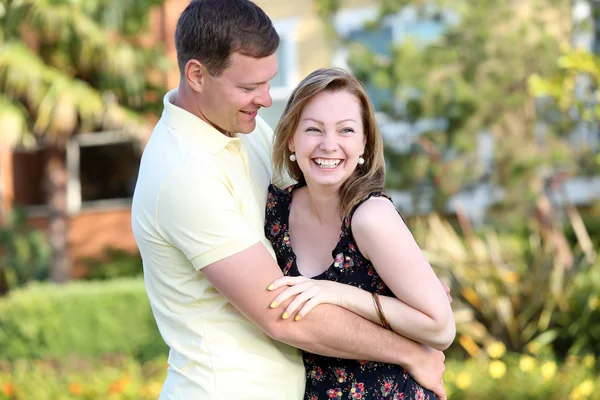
{"left": 406, "top": 344, "right": 447, "bottom": 400}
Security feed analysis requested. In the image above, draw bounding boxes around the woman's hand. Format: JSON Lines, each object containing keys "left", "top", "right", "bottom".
{"left": 267, "top": 276, "right": 347, "bottom": 321}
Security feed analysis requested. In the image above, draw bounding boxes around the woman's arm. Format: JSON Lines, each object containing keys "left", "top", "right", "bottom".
{"left": 351, "top": 197, "right": 456, "bottom": 350}
{"left": 268, "top": 197, "right": 455, "bottom": 350}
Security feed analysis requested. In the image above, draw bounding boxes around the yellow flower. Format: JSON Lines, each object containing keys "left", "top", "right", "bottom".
{"left": 589, "top": 296, "right": 599, "bottom": 310}
{"left": 455, "top": 371, "right": 472, "bottom": 390}
{"left": 583, "top": 354, "right": 595, "bottom": 369}
{"left": 519, "top": 355, "right": 536, "bottom": 372}
{"left": 489, "top": 360, "right": 507, "bottom": 379}
{"left": 571, "top": 380, "right": 595, "bottom": 400}
{"left": 541, "top": 361, "right": 557, "bottom": 381}
{"left": 577, "top": 380, "right": 595, "bottom": 397}
{"left": 486, "top": 341, "right": 507, "bottom": 359}
{"left": 526, "top": 342, "right": 541, "bottom": 354}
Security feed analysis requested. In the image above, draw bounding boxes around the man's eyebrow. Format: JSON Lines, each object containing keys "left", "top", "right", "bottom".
{"left": 239, "top": 72, "right": 278, "bottom": 86}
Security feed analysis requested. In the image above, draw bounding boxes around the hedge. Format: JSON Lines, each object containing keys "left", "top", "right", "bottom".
{"left": 0, "top": 278, "right": 167, "bottom": 361}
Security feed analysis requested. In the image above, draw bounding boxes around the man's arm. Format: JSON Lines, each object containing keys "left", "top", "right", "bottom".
{"left": 203, "top": 242, "right": 446, "bottom": 398}
{"left": 157, "top": 166, "right": 445, "bottom": 398}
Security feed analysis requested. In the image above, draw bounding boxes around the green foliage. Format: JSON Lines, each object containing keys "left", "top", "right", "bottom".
{"left": 0, "top": 209, "right": 50, "bottom": 290}
{"left": 444, "top": 353, "right": 599, "bottom": 399}
{"left": 0, "top": 278, "right": 167, "bottom": 362}
{"left": 82, "top": 248, "right": 143, "bottom": 281}
{"left": 0, "top": 0, "right": 171, "bottom": 146}
{"left": 0, "top": 356, "right": 167, "bottom": 399}
{"left": 555, "top": 262, "right": 600, "bottom": 358}
{"left": 323, "top": 0, "right": 592, "bottom": 224}
{"left": 0, "top": 353, "right": 598, "bottom": 399}
{"left": 530, "top": 46, "right": 600, "bottom": 177}
{"left": 411, "top": 213, "right": 599, "bottom": 357}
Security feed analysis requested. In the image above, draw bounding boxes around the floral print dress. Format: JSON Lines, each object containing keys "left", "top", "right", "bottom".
{"left": 265, "top": 184, "right": 438, "bottom": 400}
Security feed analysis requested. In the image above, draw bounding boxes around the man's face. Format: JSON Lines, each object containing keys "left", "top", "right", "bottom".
{"left": 199, "top": 52, "right": 277, "bottom": 134}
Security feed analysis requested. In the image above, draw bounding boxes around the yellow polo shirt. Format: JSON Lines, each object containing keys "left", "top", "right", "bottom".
{"left": 131, "top": 89, "right": 304, "bottom": 399}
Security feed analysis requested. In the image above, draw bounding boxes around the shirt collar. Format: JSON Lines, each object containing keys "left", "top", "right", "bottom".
{"left": 161, "top": 89, "right": 241, "bottom": 155}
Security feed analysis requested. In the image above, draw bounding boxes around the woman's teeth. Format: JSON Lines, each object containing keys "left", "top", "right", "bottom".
{"left": 314, "top": 158, "right": 342, "bottom": 168}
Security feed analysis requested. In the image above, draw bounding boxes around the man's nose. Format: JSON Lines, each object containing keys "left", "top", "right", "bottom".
{"left": 254, "top": 85, "right": 272, "bottom": 108}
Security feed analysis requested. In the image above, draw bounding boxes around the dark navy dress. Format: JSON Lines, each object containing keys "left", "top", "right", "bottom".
{"left": 265, "top": 184, "right": 438, "bottom": 400}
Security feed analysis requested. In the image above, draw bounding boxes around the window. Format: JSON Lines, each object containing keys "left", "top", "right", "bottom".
{"left": 347, "top": 26, "right": 395, "bottom": 110}
{"left": 334, "top": 6, "right": 448, "bottom": 112}
{"left": 66, "top": 131, "right": 143, "bottom": 213}
{"left": 79, "top": 142, "right": 140, "bottom": 203}
{"left": 258, "top": 18, "right": 299, "bottom": 129}
{"left": 12, "top": 148, "right": 48, "bottom": 207}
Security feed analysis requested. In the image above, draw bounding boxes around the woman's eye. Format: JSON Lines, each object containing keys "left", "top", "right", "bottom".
{"left": 341, "top": 128, "right": 355, "bottom": 134}
{"left": 306, "top": 127, "right": 320, "bottom": 133}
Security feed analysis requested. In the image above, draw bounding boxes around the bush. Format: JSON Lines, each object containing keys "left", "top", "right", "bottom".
{"left": 0, "top": 352, "right": 597, "bottom": 399}
{"left": 0, "top": 356, "right": 167, "bottom": 399}
{"left": 0, "top": 209, "right": 50, "bottom": 291}
{"left": 0, "top": 278, "right": 167, "bottom": 362}
{"left": 411, "top": 214, "right": 600, "bottom": 359}
{"left": 81, "top": 248, "right": 143, "bottom": 281}
{"left": 444, "top": 352, "right": 599, "bottom": 400}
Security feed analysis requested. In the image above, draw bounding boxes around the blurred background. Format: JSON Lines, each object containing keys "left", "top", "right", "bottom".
{"left": 1, "top": 0, "right": 599, "bottom": 398}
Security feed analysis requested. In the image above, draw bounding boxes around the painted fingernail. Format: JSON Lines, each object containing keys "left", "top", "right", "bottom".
{"left": 270, "top": 301, "right": 277, "bottom": 308}
{"left": 267, "top": 284, "right": 275, "bottom": 290}
{"left": 282, "top": 312, "right": 289, "bottom": 320}
{"left": 294, "top": 316, "right": 301, "bottom": 321}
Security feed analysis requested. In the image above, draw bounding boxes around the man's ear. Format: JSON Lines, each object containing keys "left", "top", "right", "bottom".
{"left": 185, "top": 59, "right": 207, "bottom": 93}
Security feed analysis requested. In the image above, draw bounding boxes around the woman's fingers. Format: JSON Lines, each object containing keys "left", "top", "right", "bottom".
{"left": 269, "top": 281, "right": 313, "bottom": 309}
{"left": 294, "top": 296, "right": 323, "bottom": 321}
{"left": 281, "top": 287, "right": 319, "bottom": 319}
{"left": 267, "top": 276, "right": 307, "bottom": 291}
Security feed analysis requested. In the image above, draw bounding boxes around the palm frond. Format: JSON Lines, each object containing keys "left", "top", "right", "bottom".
{"left": 0, "top": 95, "right": 36, "bottom": 148}
{"left": 4, "top": 0, "right": 171, "bottom": 107}
{"left": 0, "top": 41, "right": 150, "bottom": 142}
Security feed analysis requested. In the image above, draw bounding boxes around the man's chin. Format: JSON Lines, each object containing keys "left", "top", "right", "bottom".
{"left": 237, "top": 120, "right": 257, "bottom": 134}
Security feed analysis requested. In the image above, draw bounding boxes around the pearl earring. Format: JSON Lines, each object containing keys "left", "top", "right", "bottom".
{"left": 358, "top": 156, "right": 365, "bottom": 165}
{"left": 289, "top": 153, "right": 297, "bottom": 162}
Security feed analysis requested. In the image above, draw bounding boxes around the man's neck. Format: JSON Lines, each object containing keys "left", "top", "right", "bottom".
{"left": 173, "top": 84, "right": 231, "bottom": 137}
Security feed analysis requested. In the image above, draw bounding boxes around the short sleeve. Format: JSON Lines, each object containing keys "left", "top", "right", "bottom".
{"left": 272, "top": 166, "right": 296, "bottom": 189}
{"left": 253, "top": 115, "right": 296, "bottom": 189}
{"left": 156, "top": 165, "right": 260, "bottom": 271}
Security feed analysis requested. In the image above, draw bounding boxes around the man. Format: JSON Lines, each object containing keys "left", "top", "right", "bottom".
{"left": 131, "top": 1, "right": 448, "bottom": 399}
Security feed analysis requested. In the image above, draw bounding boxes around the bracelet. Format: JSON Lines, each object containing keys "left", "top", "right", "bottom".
{"left": 372, "top": 292, "right": 391, "bottom": 330}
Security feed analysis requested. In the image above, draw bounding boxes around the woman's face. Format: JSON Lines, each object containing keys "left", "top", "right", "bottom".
{"left": 290, "top": 89, "right": 366, "bottom": 190}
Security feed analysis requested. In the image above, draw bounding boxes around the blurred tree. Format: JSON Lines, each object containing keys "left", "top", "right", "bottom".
{"left": 315, "top": 0, "right": 600, "bottom": 229}
{"left": 530, "top": 1, "right": 600, "bottom": 173}
{"left": 0, "top": 0, "right": 170, "bottom": 282}
{"left": 316, "top": 0, "right": 600, "bottom": 356}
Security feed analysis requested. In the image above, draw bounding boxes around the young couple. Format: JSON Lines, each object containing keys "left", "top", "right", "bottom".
{"left": 131, "top": 1, "right": 455, "bottom": 399}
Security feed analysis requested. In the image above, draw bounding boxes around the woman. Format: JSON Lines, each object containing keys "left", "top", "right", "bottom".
{"left": 264, "top": 68, "right": 455, "bottom": 400}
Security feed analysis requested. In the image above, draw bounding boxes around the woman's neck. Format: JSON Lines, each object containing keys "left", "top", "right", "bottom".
{"left": 303, "top": 182, "right": 343, "bottom": 227}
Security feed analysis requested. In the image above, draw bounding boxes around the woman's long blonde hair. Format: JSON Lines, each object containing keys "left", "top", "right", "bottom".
{"left": 272, "top": 67, "right": 386, "bottom": 217}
